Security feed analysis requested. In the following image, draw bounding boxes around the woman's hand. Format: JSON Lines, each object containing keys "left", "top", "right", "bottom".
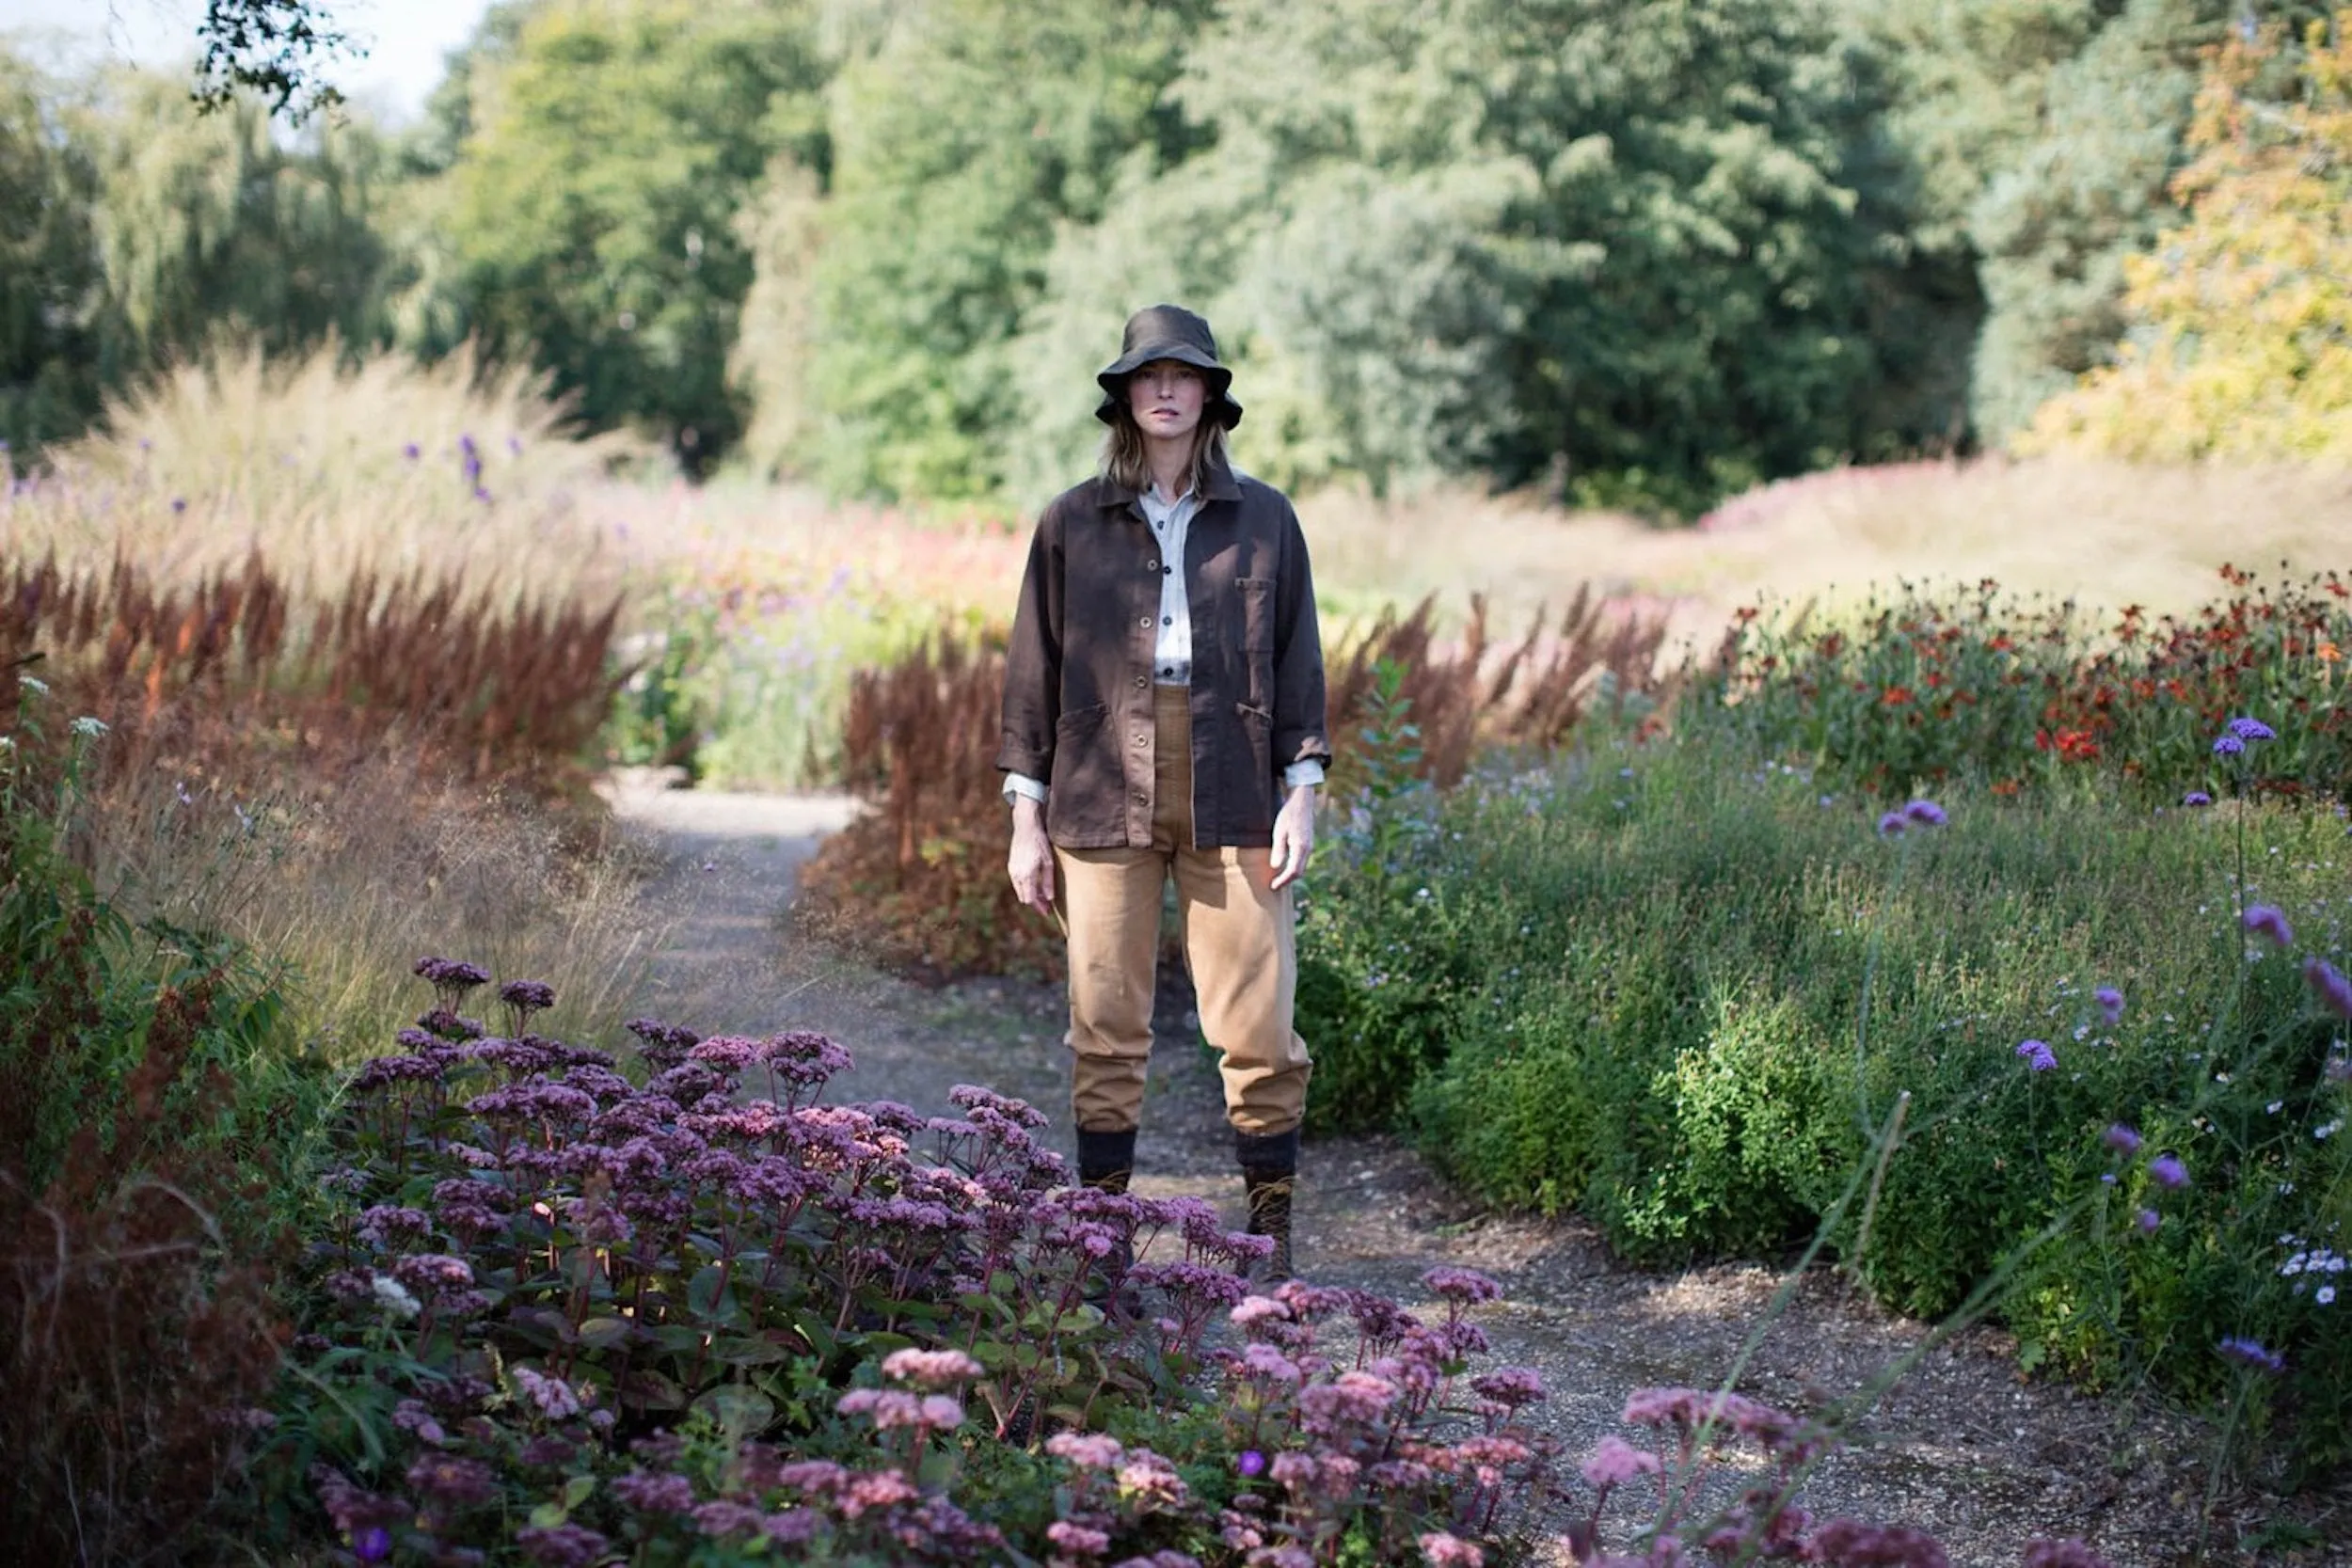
{"left": 1008, "top": 797, "right": 1056, "bottom": 914}
{"left": 1269, "top": 784, "right": 1316, "bottom": 891}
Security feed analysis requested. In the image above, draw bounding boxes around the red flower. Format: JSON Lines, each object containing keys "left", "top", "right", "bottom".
{"left": 1882, "top": 686, "right": 1914, "bottom": 707}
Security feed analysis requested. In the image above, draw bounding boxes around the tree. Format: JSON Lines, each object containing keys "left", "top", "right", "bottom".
{"left": 0, "top": 46, "right": 396, "bottom": 457}
{"left": 192, "top": 0, "right": 360, "bottom": 121}
{"left": 1007, "top": 0, "right": 1962, "bottom": 515}
{"left": 2021, "top": 15, "right": 2352, "bottom": 460}
{"left": 426, "top": 0, "right": 829, "bottom": 470}
{"left": 1843, "top": 0, "right": 2336, "bottom": 443}
{"left": 77, "top": 67, "right": 393, "bottom": 384}
{"left": 776, "top": 0, "right": 1211, "bottom": 499}
{"left": 0, "top": 53, "right": 101, "bottom": 455}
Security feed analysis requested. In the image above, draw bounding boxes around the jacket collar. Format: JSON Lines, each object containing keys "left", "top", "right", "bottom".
{"left": 1096, "top": 451, "right": 1244, "bottom": 514}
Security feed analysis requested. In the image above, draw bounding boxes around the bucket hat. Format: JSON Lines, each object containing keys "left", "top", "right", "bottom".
{"left": 1095, "top": 304, "right": 1243, "bottom": 429}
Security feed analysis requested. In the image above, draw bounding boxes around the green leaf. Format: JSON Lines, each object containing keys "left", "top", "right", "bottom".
{"left": 575, "top": 1316, "right": 635, "bottom": 1350}
{"left": 691, "top": 1386, "right": 776, "bottom": 1433}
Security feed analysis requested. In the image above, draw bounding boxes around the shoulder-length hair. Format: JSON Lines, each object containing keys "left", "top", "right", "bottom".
{"left": 1099, "top": 405, "right": 1229, "bottom": 498}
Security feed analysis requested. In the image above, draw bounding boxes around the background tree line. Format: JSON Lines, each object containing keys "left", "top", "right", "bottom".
{"left": 2, "top": 0, "right": 2342, "bottom": 513}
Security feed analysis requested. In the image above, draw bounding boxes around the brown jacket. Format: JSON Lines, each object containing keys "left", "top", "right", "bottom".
{"left": 997, "top": 457, "right": 1331, "bottom": 849}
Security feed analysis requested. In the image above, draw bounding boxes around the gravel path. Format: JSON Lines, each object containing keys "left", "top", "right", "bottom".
{"left": 605, "top": 780, "right": 2348, "bottom": 1568}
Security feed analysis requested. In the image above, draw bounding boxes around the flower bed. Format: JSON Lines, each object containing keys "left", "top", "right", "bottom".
{"left": 272, "top": 962, "right": 2126, "bottom": 1565}
{"left": 1698, "top": 566, "right": 2352, "bottom": 799}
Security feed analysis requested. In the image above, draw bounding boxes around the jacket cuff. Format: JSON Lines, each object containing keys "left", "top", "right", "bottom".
{"left": 1003, "top": 771, "right": 1049, "bottom": 805}
{"left": 1281, "top": 760, "right": 1326, "bottom": 791}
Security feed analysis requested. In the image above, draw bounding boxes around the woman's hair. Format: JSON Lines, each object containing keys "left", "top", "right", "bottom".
{"left": 1099, "top": 398, "right": 1230, "bottom": 497}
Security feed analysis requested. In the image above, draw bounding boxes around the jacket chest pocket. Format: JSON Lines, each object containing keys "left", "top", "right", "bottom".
{"left": 1233, "top": 577, "right": 1276, "bottom": 711}
{"left": 1234, "top": 578, "right": 1276, "bottom": 652}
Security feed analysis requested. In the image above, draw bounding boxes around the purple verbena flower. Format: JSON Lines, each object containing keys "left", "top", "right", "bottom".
{"left": 2303, "top": 956, "right": 2352, "bottom": 1020}
{"left": 2149, "top": 1154, "right": 2190, "bottom": 1190}
{"left": 2243, "top": 904, "right": 2294, "bottom": 948}
{"left": 1878, "top": 810, "right": 1909, "bottom": 837}
{"left": 2183, "top": 790, "right": 2213, "bottom": 807}
{"left": 1902, "top": 799, "right": 1947, "bottom": 827}
{"left": 2102, "top": 1123, "right": 2142, "bottom": 1157}
{"left": 2228, "top": 717, "right": 2277, "bottom": 742}
{"left": 2213, "top": 735, "right": 2245, "bottom": 757}
{"left": 2217, "top": 1336, "right": 2285, "bottom": 1373}
{"left": 2136, "top": 1208, "right": 2161, "bottom": 1235}
{"left": 2015, "top": 1039, "right": 2058, "bottom": 1072}
{"left": 2094, "top": 987, "right": 2124, "bottom": 1025}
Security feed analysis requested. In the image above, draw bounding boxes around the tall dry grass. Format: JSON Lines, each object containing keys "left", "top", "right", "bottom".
{"left": 3, "top": 341, "right": 647, "bottom": 604}
{"left": 88, "top": 760, "right": 668, "bottom": 1061}
{"left": 1298, "top": 455, "right": 2352, "bottom": 652}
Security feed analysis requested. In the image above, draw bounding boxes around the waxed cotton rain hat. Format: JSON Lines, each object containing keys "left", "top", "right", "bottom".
{"left": 1095, "top": 304, "right": 1243, "bottom": 429}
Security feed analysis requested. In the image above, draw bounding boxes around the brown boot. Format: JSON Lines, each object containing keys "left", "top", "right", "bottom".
{"left": 1237, "top": 1127, "right": 1299, "bottom": 1285}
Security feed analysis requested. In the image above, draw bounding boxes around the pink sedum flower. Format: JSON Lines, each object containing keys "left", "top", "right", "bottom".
{"left": 1045, "top": 1432, "right": 1125, "bottom": 1470}
{"left": 1581, "top": 1433, "right": 1664, "bottom": 1490}
{"left": 1419, "top": 1531, "right": 1485, "bottom": 1567}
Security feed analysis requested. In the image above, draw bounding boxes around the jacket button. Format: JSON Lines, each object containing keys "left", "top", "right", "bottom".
{"left": 1132, "top": 735, "right": 1147, "bottom": 747}
{"left": 1133, "top": 675, "right": 1147, "bottom": 689}
{"left": 1138, "top": 616, "right": 1152, "bottom": 628}
{"left": 1146, "top": 561, "right": 1158, "bottom": 571}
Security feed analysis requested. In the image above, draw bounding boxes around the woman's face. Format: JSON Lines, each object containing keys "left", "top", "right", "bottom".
{"left": 1127, "top": 359, "right": 1206, "bottom": 443}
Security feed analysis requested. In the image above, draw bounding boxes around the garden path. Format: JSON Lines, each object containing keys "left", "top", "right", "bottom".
{"left": 604, "top": 781, "right": 2344, "bottom": 1568}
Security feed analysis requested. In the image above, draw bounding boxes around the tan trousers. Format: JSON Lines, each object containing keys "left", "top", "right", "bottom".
{"left": 1057, "top": 685, "right": 1311, "bottom": 1137}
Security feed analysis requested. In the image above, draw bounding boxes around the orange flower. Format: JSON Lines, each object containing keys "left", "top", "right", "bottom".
{"left": 2319, "top": 641, "right": 2342, "bottom": 662}
{"left": 1882, "top": 686, "right": 1914, "bottom": 707}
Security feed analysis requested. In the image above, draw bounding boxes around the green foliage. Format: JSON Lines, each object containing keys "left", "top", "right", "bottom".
{"left": 785, "top": 0, "right": 1208, "bottom": 499}
{"left": 1297, "top": 659, "right": 1480, "bottom": 1133}
{"left": 1843, "top": 0, "right": 2336, "bottom": 443}
{"left": 0, "top": 51, "right": 393, "bottom": 457}
{"left": 2022, "top": 14, "right": 2352, "bottom": 462}
{"left": 1301, "top": 730, "right": 2352, "bottom": 1471}
{"left": 1004, "top": 0, "right": 1959, "bottom": 515}
{"left": 0, "top": 677, "right": 339, "bottom": 1563}
{"left": 424, "top": 0, "right": 830, "bottom": 470}
{"left": 192, "top": 0, "right": 361, "bottom": 122}
{"left": 0, "top": 55, "right": 102, "bottom": 455}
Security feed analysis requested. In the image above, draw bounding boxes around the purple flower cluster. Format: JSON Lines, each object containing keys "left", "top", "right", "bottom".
{"left": 2014, "top": 1039, "right": 2058, "bottom": 1073}
{"left": 312, "top": 963, "right": 1645, "bottom": 1562}
{"left": 1877, "top": 798, "right": 1947, "bottom": 837}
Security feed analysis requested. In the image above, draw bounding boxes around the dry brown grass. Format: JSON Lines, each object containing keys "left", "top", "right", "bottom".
{"left": 1298, "top": 455, "right": 2352, "bottom": 653}
{"left": 5, "top": 341, "right": 644, "bottom": 605}
{"left": 3, "top": 548, "right": 624, "bottom": 795}
{"left": 3, "top": 545, "right": 665, "bottom": 1059}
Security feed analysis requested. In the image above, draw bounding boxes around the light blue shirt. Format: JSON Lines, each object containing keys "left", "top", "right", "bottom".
{"left": 1006, "top": 481, "right": 1326, "bottom": 805}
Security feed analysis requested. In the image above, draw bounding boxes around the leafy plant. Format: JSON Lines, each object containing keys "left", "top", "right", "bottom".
{"left": 0, "top": 673, "right": 335, "bottom": 1565}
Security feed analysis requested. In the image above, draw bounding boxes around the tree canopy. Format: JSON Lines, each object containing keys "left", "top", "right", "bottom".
{"left": 2021, "top": 16, "right": 2352, "bottom": 460}
{"left": 8, "top": 0, "right": 2349, "bottom": 507}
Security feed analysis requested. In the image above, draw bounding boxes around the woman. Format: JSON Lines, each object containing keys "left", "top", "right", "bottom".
{"left": 997, "top": 304, "right": 1329, "bottom": 1281}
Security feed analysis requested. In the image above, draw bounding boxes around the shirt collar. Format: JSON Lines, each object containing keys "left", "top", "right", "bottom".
{"left": 1096, "top": 451, "right": 1244, "bottom": 513}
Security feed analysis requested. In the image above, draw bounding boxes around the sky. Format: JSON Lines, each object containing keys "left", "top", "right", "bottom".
{"left": 0, "top": 0, "right": 497, "bottom": 122}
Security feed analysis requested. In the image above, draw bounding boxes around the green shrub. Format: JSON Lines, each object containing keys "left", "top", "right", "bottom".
{"left": 0, "top": 677, "right": 338, "bottom": 1563}
{"left": 1301, "top": 729, "right": 2352, "bottom": 1475}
